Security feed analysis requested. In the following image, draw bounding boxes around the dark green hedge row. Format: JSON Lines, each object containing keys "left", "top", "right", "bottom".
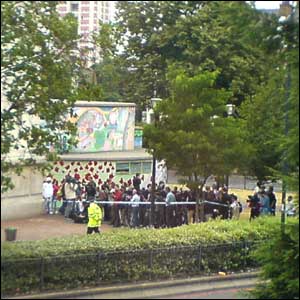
{"left": 1, "top": 217, "right": 284, "bottom": 296}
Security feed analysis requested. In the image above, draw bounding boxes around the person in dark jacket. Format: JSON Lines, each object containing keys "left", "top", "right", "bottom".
{"left": 133, "top": 173, "right": 141, "bottom": 191}
{"left": 267, "top": 186, "right": 277, "bottom": 216}
{"left": 85, "top": 176, "right": 96, "bottom": 201}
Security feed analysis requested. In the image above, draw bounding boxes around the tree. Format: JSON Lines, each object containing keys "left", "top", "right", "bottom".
{"left": 1, "top": 1, "right": 80, "bottom": 192}
{"left": 110, "top": 1, "right": 279, "bottom": 113}
{"left": 240, "top": 2, "right": 299, "bottom": 185}
{"left": 249, "top": 219, "right": 299, "bottom": 299}
{"left": 244, "top": 3, "right": 299, "bottom": 298}
{"left": 143, "top": 69, "right": 252, "bottom": 222}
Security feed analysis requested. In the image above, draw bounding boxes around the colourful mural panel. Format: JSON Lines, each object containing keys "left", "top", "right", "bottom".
{"left": 70, "top": 105, "right": 135, "bottom": 152}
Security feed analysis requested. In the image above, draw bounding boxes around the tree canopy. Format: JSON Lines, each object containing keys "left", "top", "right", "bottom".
{"left": 240, "top": 2, "right": 299, "bottom": 186}
{"left": 143, "top": 68, "right": 252, "bottom": 189}
{"left": 107, "top": 1, "right": 279, "bottom": 110}
{"left": 1, "top": 1, "right": 80, "bottom": 192}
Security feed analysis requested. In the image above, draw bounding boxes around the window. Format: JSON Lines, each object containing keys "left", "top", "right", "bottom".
{"left": 58, "top": 6, "right": 67, "bottom": 12}
{"left": 116, "top": 162, "right": 150, "bottom": 175}
{"left": 130, "top": 162, "right": 141, "bottom": 174}
{"left": 142, "top": 162, "right": 152, "bottom": 174}
{"left": 80, "top": 26, "right": 89, "bottom": 31}
{"left": 71, "top": 3, "right": 79, "bottom": 12}
{"left": 116, "top": 163, "right": 130, "bottom": 174}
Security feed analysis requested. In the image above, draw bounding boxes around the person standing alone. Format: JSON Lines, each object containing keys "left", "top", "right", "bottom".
{"left": 42, "top": 176, "right": 53, "bottom": 214}
{"left": 87, "top": 199, "right": 102, "bottom": 234}
{"left": 131, "top": 189, "right": 140, "bottom": 228}
{"left": 165, "top": 186, "right": 176, "bottom": 227}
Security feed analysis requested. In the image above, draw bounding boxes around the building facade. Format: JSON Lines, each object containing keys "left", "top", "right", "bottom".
{"left": 57, "top": 1, "right": 115, "bottom": 66}
{"left": 1, "top": 101, "right": 153, "bottom": 221}
{"left": 52, "top": 101, "right": 153, "bottom": 187}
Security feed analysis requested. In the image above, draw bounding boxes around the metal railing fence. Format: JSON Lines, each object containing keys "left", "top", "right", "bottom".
{"left": 1, "top": 240, "right": 262, "bottom": 295}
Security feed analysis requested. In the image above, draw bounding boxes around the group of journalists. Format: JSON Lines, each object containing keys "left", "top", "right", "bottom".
{"left": 42, "top": 174, "right": 296, "bottom": 230}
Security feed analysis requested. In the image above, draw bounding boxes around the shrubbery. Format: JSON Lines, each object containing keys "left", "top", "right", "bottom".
{"left": 249, "top": 220, "right": 299, "bottom": 299}
{"left": 2, "top": 217, "right": 281, "bottom": 259}
{"left": 1, "top": 217, "right": 285, "bottom": 295}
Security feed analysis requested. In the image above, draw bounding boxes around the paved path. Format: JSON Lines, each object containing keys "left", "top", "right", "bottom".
{"left": 160, "top": 287, "right": 252, "bottom": 299}
{"left": 5, "top": 272, "right": 258, "bottom": 299}
{"left": 1, "top": 214, "right": 113, "bottom": 242}
{"left": 68, "top": 277, "right": 256, "bottom": 299}
{"left": 1, "top": 209, "right": 254, "bottom": 242}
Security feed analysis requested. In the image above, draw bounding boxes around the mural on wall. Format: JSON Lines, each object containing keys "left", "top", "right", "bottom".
{"left": 70, "top": 106, "right": 135, "bottom": 152}
{"left": 51, "top": 160, "right": 148, "bottom": 187}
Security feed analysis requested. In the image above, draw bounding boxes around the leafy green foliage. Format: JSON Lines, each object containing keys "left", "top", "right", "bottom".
{"left": 1, "top": 2, "right": 81, "bottom": 192}
{"left": 144, "top": 70, "right": 253, "bottom": 193}
{"left": 1, "top": 217, "right": 281, "bottom": 295}
{"left": 105, "top": 1, "right": 279, "bottom": 111}
{"left": 244, "top": 8, "right": 299, "bottom": 292}
{"left": 239, "top": 3, "right": 299, "bottom": 186}
{"left": 248, "top": 220, "right": 299, "bottom": 299}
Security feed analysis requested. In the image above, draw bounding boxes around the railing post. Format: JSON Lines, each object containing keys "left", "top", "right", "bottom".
{"left": 243, "top": 240, "right": 248, "bottom": 270}
{"left": 148, "top": 249, "right": 153, "bottom": 280}
{"left": 96, "top": 252, "right": 101, "bottom": 283}
{"left": 40, "top": 258, "right": 44, "bottom": 291}
{"left": 198, "top": 245, "right": 202, "bottom": 273}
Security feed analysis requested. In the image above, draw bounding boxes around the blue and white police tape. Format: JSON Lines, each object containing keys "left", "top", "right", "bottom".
{"left": 61, "top": 200, "right": 230, "bottom": 207}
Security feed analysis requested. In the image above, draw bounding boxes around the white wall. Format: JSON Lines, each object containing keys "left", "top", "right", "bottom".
{"left": 1, "top": 166, "right": 44, "bottom": 221}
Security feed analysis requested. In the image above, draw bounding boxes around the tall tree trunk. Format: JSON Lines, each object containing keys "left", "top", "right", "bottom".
{"left": 199, "top": 175, "right": 211, "bottom": 223}
{"left": 225, "top": 174, "right": 229, "bottom": 188}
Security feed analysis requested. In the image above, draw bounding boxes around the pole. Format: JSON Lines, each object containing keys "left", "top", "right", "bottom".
{"left": 281, "top": 62, "right": 291, "bottom": 234}
{"left": 149, "top": 96, "right": 161, "bottom": 227}
{"left": 150, "top": 155, "right": 156, "bottom": 227}
{"left": 280, "top": 2, "right": 294, "bottom": 233}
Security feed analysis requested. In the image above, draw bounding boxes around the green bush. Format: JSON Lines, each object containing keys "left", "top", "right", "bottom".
{"left": 248, "top": 219, "right": 299, "bottom": 299}
{"left": 1, "top": 217, "right": 284, "bottom": 295}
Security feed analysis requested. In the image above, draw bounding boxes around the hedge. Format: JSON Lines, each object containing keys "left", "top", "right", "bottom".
{"left": 1, "top": 217, "right": 283, "bottom": 295}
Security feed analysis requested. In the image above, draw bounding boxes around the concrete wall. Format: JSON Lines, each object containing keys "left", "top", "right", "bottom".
{"left": 167, "top": 170, "right": 283, "bottom": 193}
{"left": 1, "top": 167, "right": 44, "bottom": 221}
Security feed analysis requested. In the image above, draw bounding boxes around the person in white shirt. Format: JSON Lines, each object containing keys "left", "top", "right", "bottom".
{"left": 286, "top": 196, "right": 296, "bottom": 217}
{"left": 230, "top": 195, "right": 241, "bottom": 220}
{"left": 131, "top": 189, "right": 140, "bottom": 227}
{"left": 63, "top": 176, "right": 79, "bottom": 218}
{"left": 165, "top": 187, "right": 176, "bottom": 227}
{"left": 254, "top": 182, "right": 261, "bottom": 194}
{"left": 42, "top": 177, "right": 53, "bottom": 214}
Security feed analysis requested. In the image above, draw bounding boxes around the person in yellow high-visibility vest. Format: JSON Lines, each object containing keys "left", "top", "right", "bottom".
{"left": 87, "top": 200, "right": 102, "bottom": 234}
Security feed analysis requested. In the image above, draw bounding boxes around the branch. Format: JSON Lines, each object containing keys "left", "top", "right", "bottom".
{"left": 6, "top": 81, "right": 31, "bottom": 113}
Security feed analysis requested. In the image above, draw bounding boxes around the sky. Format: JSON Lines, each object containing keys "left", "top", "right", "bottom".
{"left": 254, "top": 1, "right": 282, "bottom": 9}
{"left": 111, "top": 2, "right": 285, "bottom": 19}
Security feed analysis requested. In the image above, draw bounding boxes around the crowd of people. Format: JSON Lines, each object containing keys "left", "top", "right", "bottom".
{"left": 247, "top": 182, "right": 276, "bottom": 221}
{"left": 42, "top": 174, "right": 296, "bottom": 231}
{"left": 42, "top": 173, "right": 243, "bottom": 228}
{"left": 247, "top": 182, "right": 296, "bottom": 220}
